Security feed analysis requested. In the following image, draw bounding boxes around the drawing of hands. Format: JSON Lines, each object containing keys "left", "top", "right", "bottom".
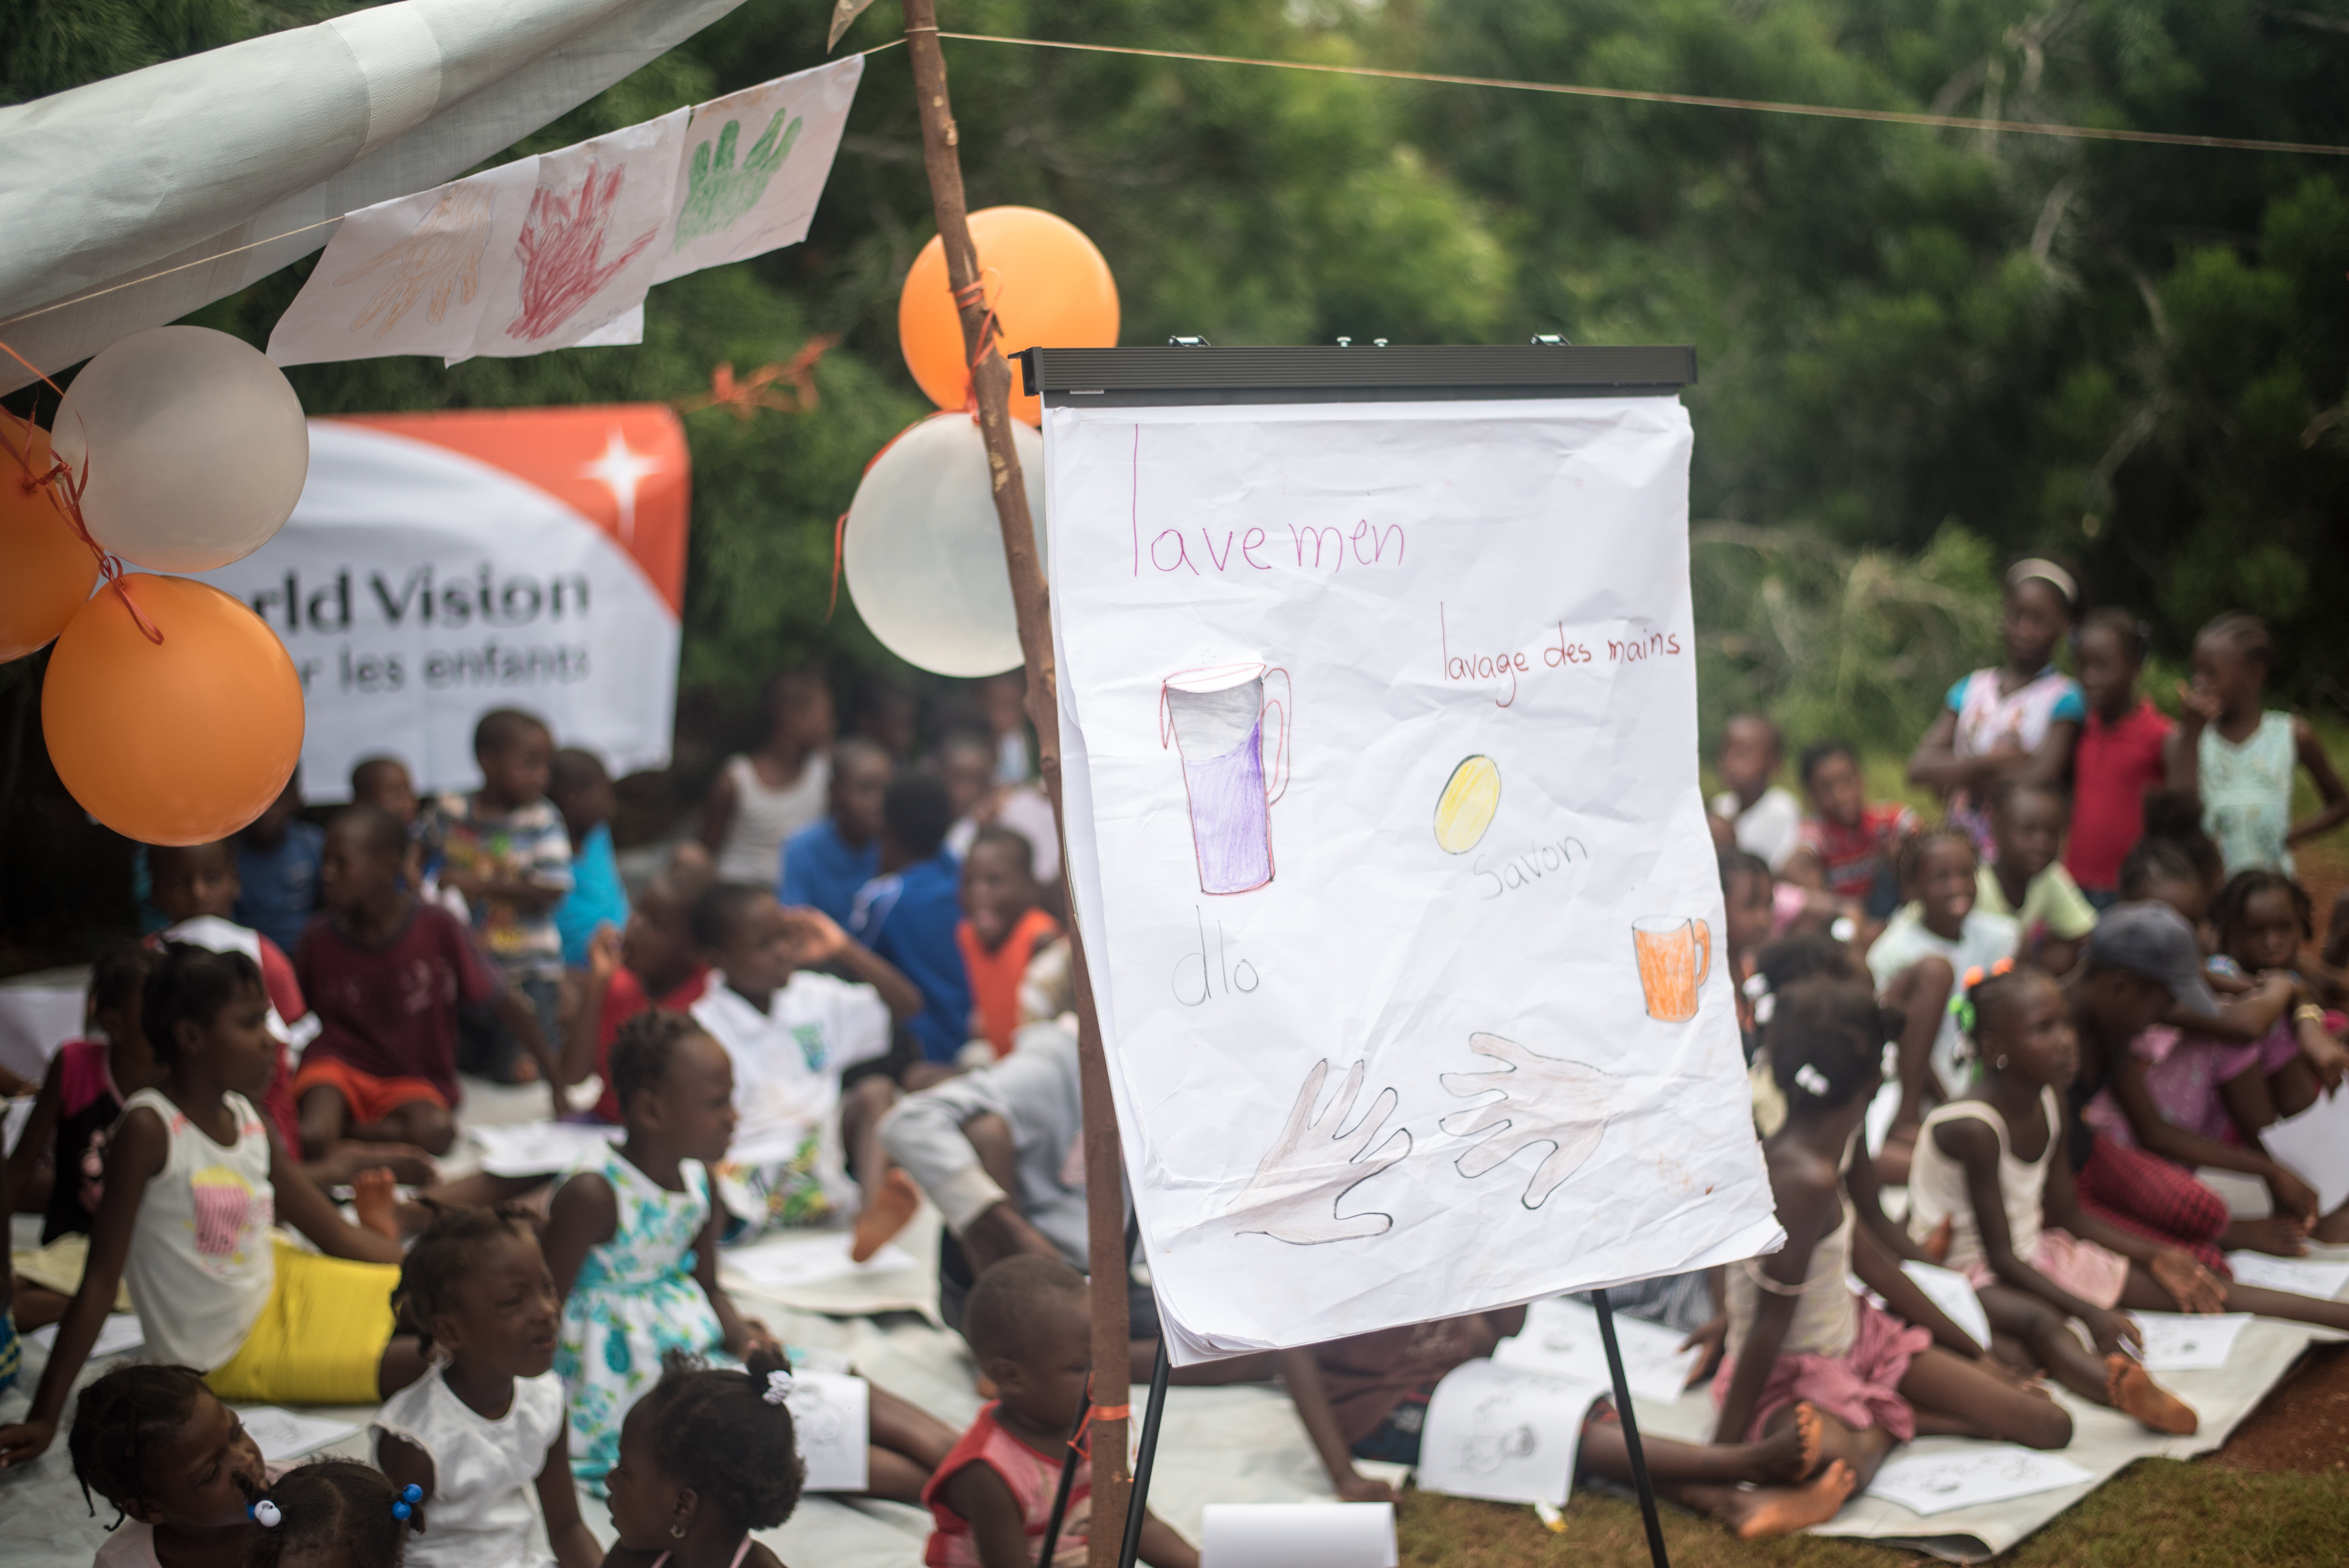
{"left": 337, "top": 180, "right": 502, "bottom": 336}
{"left": 1440, "top": 1032, "right": 1628, "bottom": 1208}
{"left": 1220, "top": 1059, "right": 1411, "bottom": 1245}
{"left": 511, "top": 162, "right": 659, "bottom": 342}
{"left": 675, "top": 109, "right": 804, "bottom": 243}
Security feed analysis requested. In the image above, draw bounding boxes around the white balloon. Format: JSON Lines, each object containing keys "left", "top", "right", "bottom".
{"left": 843, "top": 412, "right": 1047, "bottom": 677}
{"left": 53, "top": 326, "right": 309, "bottom": 572}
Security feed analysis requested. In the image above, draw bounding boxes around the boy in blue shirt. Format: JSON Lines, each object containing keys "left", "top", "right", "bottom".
{"left": 780, "top": 735, "right": 892, "bottom": 923}
{"left": 233, "top": 770, "right": 323, "bottom": 952}
{"left": 848, "top": 773, "right": 970, "bottom": 1067}
{"left": 550, "top": 747, "right": 630, "bottom": 968}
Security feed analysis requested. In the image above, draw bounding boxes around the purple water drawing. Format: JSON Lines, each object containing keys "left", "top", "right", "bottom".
{"left": 1161, "top": 662, "right": 1291, "bottom": 894}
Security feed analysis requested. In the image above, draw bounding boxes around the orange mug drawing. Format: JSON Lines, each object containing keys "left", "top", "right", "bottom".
{"left": 1631, "top": 916, "right": 1711, "bottom": 1023}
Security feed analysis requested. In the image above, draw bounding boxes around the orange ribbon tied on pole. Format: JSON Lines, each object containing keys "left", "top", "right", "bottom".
{"left": 897, "top": 206, "right": 1118, "bottom": 426}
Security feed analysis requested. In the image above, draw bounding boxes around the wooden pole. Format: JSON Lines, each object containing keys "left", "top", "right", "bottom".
{"left": 898, "top": 5, "right": 1133, "bottom": 1562}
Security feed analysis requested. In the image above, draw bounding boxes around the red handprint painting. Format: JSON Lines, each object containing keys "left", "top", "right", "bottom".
{"left": 509, "top": 160, "right": 660, "bottom": 342}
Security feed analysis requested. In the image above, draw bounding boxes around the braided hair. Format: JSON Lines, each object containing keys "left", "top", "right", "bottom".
{"left": 1761, "top": 978, "right": 1902, "bottom": 1110}
{"left": 632, "top": 1346, "right": 806, "bottom": 1535}
{"left": 1895, "top": 821, "right": 1977, "bottom": 898}
{"left": 247, "top": 1458, "right": 420, "bottom": 1568}
{"left": 66, "top": 1363, "right": 208, "bottom": 1523}
{"left": 608, "top": 1008, "right": 710, "bottom": 1119}
{"left": 393, "top": 1203, "right": 539, "bottom": 1356}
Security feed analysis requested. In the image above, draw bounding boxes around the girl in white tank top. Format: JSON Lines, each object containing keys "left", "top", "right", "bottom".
{"left": 705, "top": 674, "right": 836, "bottom": 886}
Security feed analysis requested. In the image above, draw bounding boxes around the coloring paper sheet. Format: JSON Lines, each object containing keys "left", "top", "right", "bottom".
{"left": 1865, "top": 1446, "right": 2092, "bottom": 1517}
{"left": 1043, "top": 397, "right": 1782, "bottom": 1359}
{"left": 785, "top": 1369, "right": 870, "bottom": 1492}
{"left": 2129, "top": 1311, "right": 2252, "bottom": 1371}
{"left": 467, "top": 109, "right": 690, "bottom": 360}
{"left": 1493, "top": 1296, "right": 1702, "bottom": 1401}
{"left": 29, "top": 1314, "right": 144, "bottom": 1360}
{"left": 2260, "top": 1086, "right": 2349, "bottom": 1215}
{"left": 238, "top": 1408, "right": 361, "bottom": 1463}
{"left": 654, "top": 55, "right": 863, "bottom": 283}
{"left": 1899, "top": 1260, "right": 1993, "bottom": 1352}
{"left": 467, "top": 1119, "right": 622, "bottom": 1178}
{"left": 1414, "top": 1359, "right": 1606, "bottom": 1506}
{"left": 267, "top": 157, "right": 540, "bottom": 366}
{"left": 2223, "top": 1251, "right": 2349, "bottom": 1298}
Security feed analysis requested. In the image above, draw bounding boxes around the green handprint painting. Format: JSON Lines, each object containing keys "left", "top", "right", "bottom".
{"left": 673, "top": 109, "right": 803, "bottom": 246}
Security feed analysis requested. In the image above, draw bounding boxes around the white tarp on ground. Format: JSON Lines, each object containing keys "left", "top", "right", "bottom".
{"left": 0, "top": 0, "right": 758, "bottom": 390}
{"left": 1043, "top": 396, "right": 1784, "bottom": 1361}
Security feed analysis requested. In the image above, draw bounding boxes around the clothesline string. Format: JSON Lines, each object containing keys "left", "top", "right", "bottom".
{"left": 5, "top": 26, "right": 2341, "bottom": 343}
{"left": 932, "top": 30, "right": 2349, "bottom": 158}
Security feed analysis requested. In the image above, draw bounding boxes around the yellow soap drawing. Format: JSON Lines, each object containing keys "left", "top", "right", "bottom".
{"left": 1434, "top": 754, "right": 1502, "bottom": 854}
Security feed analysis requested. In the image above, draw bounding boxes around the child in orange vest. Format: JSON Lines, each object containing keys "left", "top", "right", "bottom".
{"left": 955, "top": 829, "right": 1060, "bottom": 1062}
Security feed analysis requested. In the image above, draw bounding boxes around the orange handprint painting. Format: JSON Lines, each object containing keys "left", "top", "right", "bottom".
{"left": 509, "top": 160, "right": 661, "bottom": 342}
{"left": 337, "top": 180, "right": 504, "bottom": 338}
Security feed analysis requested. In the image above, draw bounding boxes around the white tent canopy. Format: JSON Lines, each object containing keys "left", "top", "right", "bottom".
{"left": 0, "top": 0, "right": 760, "bottom": 392}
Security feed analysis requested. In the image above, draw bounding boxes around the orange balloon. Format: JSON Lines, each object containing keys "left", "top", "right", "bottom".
{"left": 0, "top": 416, "right": 99, "bottom": 662}
{"left": 899, "top": 207, "right": 1119, "bottom": 426}
{"left": 43, "top": 574, "right": 303, "bottom": 845}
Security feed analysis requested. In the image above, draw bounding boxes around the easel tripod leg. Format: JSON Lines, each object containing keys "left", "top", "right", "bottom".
{"left": 1593, "top": 1287, "right": 1673, "bottom": 1568}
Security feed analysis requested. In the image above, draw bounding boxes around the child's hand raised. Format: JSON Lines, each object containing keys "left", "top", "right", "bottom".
{"left": 776, "top": 906, "right": 850, "bottom": 966}
{"left": 2178, "top": 680, "right": 2223, "bottom": 728}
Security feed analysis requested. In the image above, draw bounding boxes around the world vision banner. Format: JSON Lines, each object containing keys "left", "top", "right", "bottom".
{"left": 196, "top": 406, "right": 688, "bottom": 798}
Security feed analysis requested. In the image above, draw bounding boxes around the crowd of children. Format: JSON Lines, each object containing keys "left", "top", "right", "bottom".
{"left": 10, "top": 584, "right": 2349, "bottom": 1563}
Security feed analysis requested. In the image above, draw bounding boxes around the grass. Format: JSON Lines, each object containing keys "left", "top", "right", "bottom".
{"left": 1395, "top": 1458, "right": 2349, "bottom": 1566}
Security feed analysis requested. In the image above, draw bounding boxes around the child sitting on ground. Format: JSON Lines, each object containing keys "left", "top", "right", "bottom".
{"left": 2066, "top": 609, "right": 2174, "bottom": 907}
{"left": 1915, "top": 960, "right": 2349, "bottom": 1392}
{"left": 957, "top": 828, "right": 1061, "bottom": 1063}
{"left": 433, "top": 709, "right": 573, "bottom": 1083}
{"left": 1907, "top": 962, "right": 2201, "bottom": 1433}
{"left": 597, "top": 1347, "right": 805, "bottom": 1568}
{"left": 1787, "top": 739, "right": 1914, "bottom": 927}
{"left": 1285, "top": 1301, "right": 1866, "bottom": 1539}
{"left": 550, "top": 747, "right": 630, "bottom": 975}
{"left": 542, "top": 1010, "right": 955, "bottom": 1496}
{"left": 703, "top": 668, "right": 835, "bottom": 889}
{"left": 246, "top": 1458, "right": 422, "bottom": 1568}
{"left": 1709, "top": 714, "right": 1803, "bottom": 871}
{"left": 377, "top": 1206, "right": 601, "bottom": 1568}
{"left": 850, "top": 774, "right": 973, "bottom": 1070}
{"left": 0, "top": 945, "right": 420, "bottom": 1469}
{"left": 572, "top": 843, "right": 716, "bottom": 1123}
{"left": 1975, "top": 779, "right": 2099, "bottom": 976}
{"left": 928, "top": 1256, "right": 1197, "bottom": 1567}
{"left": 296, "top": 807, "right": 565, "bottom": 1155}
{"left": 1866, "top": 826, "right": 2022, "bottom": 1177}
{"left": 690, "top": 882, "right": 922, "bottom": 1235}
{"left": 2173, "top": 612, "right": 2349, "bottom": 877}
{"left": 1713, "top": 975, "right": 2074, "bottom": 1493}
{"left": 232, "top": 772, "right": 324, "bottom": 956}
{"left": 780, "top": 736, "right": 893, "bottom": 924}
{"left": 64, "top": 1362, "right": 271, "bottom": 1568}
{"left": 5, "top": 946, "right": 158, "bottom": 1331}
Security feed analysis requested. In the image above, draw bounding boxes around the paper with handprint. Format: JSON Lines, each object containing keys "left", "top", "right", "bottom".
{"left": 1221, "top": 1060, "right": 1412, "bottom": 1243}
{"left": 1044, "top": 395, "right": 1780, "bottom": 1361}
{"left": 466, "top": 109, "right": 689, "bottom": 359}
{"left": 267, "top": 157, "right": 540, "bottom": 366}
{"left": 654, "top": 55, "right": 863, "bottom": 283}
{"left": 1440, "top": 1033, "right": 1629, "bottom": 1207}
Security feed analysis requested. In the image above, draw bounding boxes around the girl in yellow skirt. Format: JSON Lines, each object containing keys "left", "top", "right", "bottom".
{"left": 0, "top": 944, "right": 424, "bottom": 1468}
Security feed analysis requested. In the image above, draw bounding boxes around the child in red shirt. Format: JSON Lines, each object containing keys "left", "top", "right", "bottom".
{"left": 955, "top": 828, "right": 1061, "bottom": 1061}
{"left": 2067, "top": 609, "right": 2177, "bottom": 903}
{"left": 571, "top": 844, "right": 717, "bottom": 1123}
{"left": 1788, "top": 741, "right": 1914, "bottom": 918}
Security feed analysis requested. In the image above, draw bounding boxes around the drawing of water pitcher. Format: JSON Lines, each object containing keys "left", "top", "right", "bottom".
{"left": 1160, "top": 661, "right": 1292, "bottom": 895}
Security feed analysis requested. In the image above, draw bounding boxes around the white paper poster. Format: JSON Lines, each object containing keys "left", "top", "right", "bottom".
{"left": 654, "top": 55, "right": 863, "bottom": 283}
{"left": 785, "top": 1369, "right": 871, "bottom": 1492}
{"left": 1415, "top": 1358, "right": 1606, "bottom": 1506}
{"left": 1044, "top": 397, "right": 1781, "bottom": 1359}
{"left": 267, "top": 158, "right": 541, "bottom": 367}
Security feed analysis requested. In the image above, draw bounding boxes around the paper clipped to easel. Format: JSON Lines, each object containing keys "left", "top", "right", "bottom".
{"left": 1414, "top": 1358, "right": 1608, "bottom": 1507}
{"left": 1044, "top": 395, "right": 1782, "bottom": 1361}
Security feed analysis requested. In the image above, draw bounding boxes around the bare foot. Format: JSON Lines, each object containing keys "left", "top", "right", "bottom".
{"left": 2107, "top": 1354, "right": 2198, "bottom": 1435}
{"left": 1804, "top": 1407, "right": 1878, "bottom": 1479}
{"left": 1920, "top": 1214, "right": 1953, "bottom": 1265}
{"left": 2223, "top": 1215, "right": 2310, "bottom": 1257}
{"left": 1747, "top": 1403, "right": 1819, "bottom": 1483}
{"left": 1733, "top": 1460, "right": 1857, "bottom": 1538}
{"left": 353, "top": 1167, "right": 399, "bottom": 1239}
{"left": 850, "top": 1167, "right": 923, "bottom": 1263}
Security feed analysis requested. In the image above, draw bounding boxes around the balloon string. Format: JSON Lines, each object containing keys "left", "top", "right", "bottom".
{"left": 955, "top": 268, "right": 1006, "bottom": 399}
{"left": 0, "top": 338, "right": 164, "bottom": 646}
{"left": 828, "top": 511, "right": 847, "bottom": 621}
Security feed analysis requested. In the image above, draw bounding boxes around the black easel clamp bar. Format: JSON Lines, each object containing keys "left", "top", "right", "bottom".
{"left": 1024, "top": 344, "right": 1696, "bottom": 407}
{"left": 1593, "top": 1287, "right": 1674, "bottom": 1568}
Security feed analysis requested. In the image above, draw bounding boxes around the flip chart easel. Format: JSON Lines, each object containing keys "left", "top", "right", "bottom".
{"left": 1028, "top": 342, "right": 1699, "bottom": 1568}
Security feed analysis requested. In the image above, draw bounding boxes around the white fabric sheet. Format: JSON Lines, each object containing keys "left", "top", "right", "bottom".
{"left": 0, "top": 0, "right": 758, "bottom": 390}
{"left": 1042, "top": 396, "right": 1781, "bottom": 1360}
